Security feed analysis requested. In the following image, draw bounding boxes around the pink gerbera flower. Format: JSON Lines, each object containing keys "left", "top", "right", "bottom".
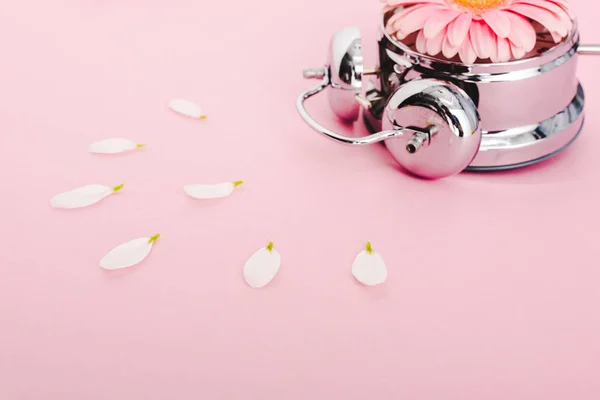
{"left": 383, "top": 0, "right": 574, "bottom": 64}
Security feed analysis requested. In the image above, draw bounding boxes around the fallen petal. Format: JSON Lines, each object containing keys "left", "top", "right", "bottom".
{"left": 168, "top": 99, "right": 206, "bottom": 119}
{"left": 352, "top": 242, "right": 388, "bottom": 286}
{"left": 183, "top": 181, "right": 243, "bottom": 199}
{"left": 100, "top": 234, "right": 160, "bottom": 270}
{"left": 50, "top": 183, "right": 123, "bottom": 209}
{"left": 89, "top": 138, "right": 144, "bottom": 154}
{"left": 243, "top": 241, "right": 281, "bottom": 288}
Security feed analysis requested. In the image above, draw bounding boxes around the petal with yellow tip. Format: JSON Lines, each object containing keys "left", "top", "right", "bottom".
{"left": 243, "top": 242, "right": 281, "bottom": 288}
{"left": 168, "top": 99, "right": 206, "bottom": 119}
{"left": 352, "top": 242, "right": 388, "bottom": 286}
{"left": 50, "top": 184, "right": 124, "bottom": 209}
{"left": 99, "top": 234, "right": 160, "bottom": 270}
{"left": 183, "top": 181, "right": 243, "bottom": 199}
{"left": 89, "top": 138, "right": 144, "bottom": 154}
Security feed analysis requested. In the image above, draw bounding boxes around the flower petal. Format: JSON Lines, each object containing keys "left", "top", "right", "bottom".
{"left": 386, "top": 4, "right": 429, "bottom": 35}
{"left": 510, "top": 42, "right": 528, "bottom": 59}
{"left": 505, "top": 12, "right": 537, "bottom": 51}
{"left": 514, "top": 0, "right": 572, "bottom": 29}
{"left": 442, "top": 35, "right": 460, "bottom": 59}
{"left": 549, "top": 30, "right": 563, "bottom": 43}
{"left": 423, "top": 9, "right": 461, "bottom": 39}
{"left": 470, "top": 21, "right": 496, "bottom": 59}
{"left": 447, "top": 13, "right": 472, "bottom": 47}
{"left": 168, "top": 99, "right": 206, "bottom": 119}
{"left": 183, "top": 181, "right": 243, "bottom": 199}
{"left": 385, "top": 0, "right": 444, "bottom": 6}
{"left": 100, "top": 234, "right": 160, "bottom": 270}
{"left": 495, "top": 37, "right": 512, "bottom": 62}
{"left": 352, "top": 242, "right": 387, "bottom": 286}
{"left": 426, "top": 27, "right": 446, "bottom": 56}
{"left": 416, "top": 29, "right": 427, "bottom": 53}
{"left": 243, "top": 242, "right": 281, "bottom": 288}
{"left": 390, "top": 4, "right": 442, "bottom": 36}
{"left": 508, "top": 3, "right": 568, "bottom": 37}
{"left": 459, "top": 35, "right": 477, "bottom": 65}
{"left": 482, "top": 10, "right": 511, "bottom": 38}
{"left": 547, "top": 0, "right": 574, "bottom": 17}
{"left": 89, "top": 138, "right": 143, "bottom": 154}
{"left": 50, "top": 184, "right": 122, "bottom": 209}
{"left": 395, "top": 31, "right": 408, "bottom": 40}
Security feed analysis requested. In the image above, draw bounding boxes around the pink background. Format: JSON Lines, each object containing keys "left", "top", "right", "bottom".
{"left": 1, "top": 0, "right": 599, "bottom": 398}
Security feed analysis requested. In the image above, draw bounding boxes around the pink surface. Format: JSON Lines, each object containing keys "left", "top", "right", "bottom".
{"left": 1, "top": 1, "right": 600, "bottom": 398}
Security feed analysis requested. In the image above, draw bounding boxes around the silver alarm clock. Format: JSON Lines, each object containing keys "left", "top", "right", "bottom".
{"left": 297, "top": 9, "right": 599, "bottom": 179}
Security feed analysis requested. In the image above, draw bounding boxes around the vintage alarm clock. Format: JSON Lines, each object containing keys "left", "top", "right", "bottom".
{"left": 297, "top": 7, "right": 600, "bottom": 179}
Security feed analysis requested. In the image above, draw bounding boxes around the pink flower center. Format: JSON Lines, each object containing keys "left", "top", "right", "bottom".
{"left": 447, "top": 0, "right": 509, "bottom": 14}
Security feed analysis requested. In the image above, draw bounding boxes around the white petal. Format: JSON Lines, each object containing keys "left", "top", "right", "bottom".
{"left": 352, "top": 243, "right": 388, "bottom": 286}
{"left": 168, "top": 99, "right": 206, "bottom": 119}
{"left": 243, "top": 243, "right": 281, "bottom": 288}
{"left": 183, "top": 181, "right": 242, "bottom": 199}
{"left": 89, "top": 138, "right": 143, "bottom": 154}
{"left": 100, "top": 234, "right": 160, "bottom": 270}
{"left": 50, "top": 184, "right": 122, "bottom": 209}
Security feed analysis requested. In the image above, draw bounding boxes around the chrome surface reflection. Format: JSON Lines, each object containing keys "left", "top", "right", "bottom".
{"left": 296, "top": 8, "right": 597, "bottom": 177}
{"left": 382, "top": 79, "right": 482, "bottom": 179}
